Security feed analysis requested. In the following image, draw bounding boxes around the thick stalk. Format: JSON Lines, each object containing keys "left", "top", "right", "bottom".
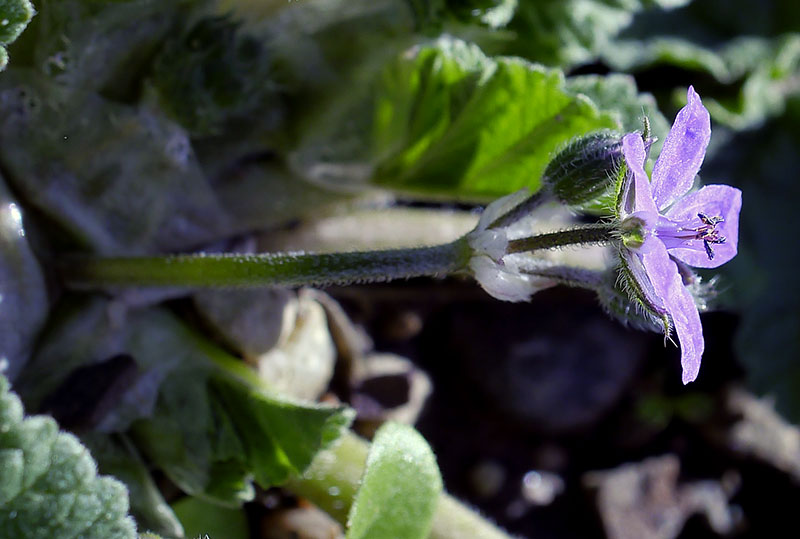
{"left": 60, "top": 239, "right": 472, "bottom": 290}
{"left": 285, "top": 431, "right": 514, "bottom": 539}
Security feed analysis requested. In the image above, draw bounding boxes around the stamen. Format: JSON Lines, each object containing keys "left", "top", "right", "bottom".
{"left": 694, "top": 213, "right": 726, "bottom": 260}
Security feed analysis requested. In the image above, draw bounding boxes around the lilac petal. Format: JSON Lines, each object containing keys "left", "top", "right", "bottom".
{"left": 651, "top": 86, "right": 711, "bottom": 210}
{"left": 638, "top": 235, "right": 704, "bottom": 384}
{"left": 664, "top": 184, "right": 742, "bottom": 268}
{"left": 621, "top": 133, "right": 657, "bottom": 216}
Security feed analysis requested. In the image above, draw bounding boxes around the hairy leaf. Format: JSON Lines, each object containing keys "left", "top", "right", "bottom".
{"left": 346, "top": 422, "right": 442, "bottom": 539}
{"left": 499, "top": 0, "right": 691, "bottom": 68}
{"left": 0, "top": 71, "right": 230, "bottom": 254}
{"left": 149, "top": 15, "right": 275, "bottom": 135}
{"left": 596, "top": 2, "right": 800, "bottom": 130}
{"left": 0, "top": 0, "right": 34, "bottom": 71}
{"left": 27, "top": 0, "right": 180, "bottom": 95}
{"left": 82, "top": 433, "right": 185, "bottom": 538}
{"left": 0, "top": 374, "right": 138, "bottom": 538}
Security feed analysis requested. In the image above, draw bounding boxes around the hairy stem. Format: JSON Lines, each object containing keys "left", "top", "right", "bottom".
{"left": 506, "top": 223, "right": 616, "bottom": 253}
{"left": 60, "top": 239, "right": 472, "bottom": 290}
{"left": 487, "top": 191, "right": 548, "bottom": 229}
{"left": 517, "top": 262, "right": 606, "bottom": 290}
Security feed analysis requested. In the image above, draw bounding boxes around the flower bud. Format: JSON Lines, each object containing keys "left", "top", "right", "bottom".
{"left": 543, "top": 131, "right": 623, "bottom": 206}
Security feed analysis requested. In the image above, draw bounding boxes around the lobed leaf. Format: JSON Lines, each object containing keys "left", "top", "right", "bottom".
{"left": 371, "top": 38, "right": 617, "bottom": 200}
{"left": 82, "top": 433, "right": 185, "bottom": 538}
{"left": 20, "top": 293, "right": 353, "bottom": 507}
{"left": 596, "top": 1, "right": 800, "bottom": 131}
{"left": 292, "top": 37, "right": 617, "bottom": 201}
{"left": 498, "top": 0, "right": 691, "bottom": 68}
{"left": 0, "top": 374, "right": 137, "bottom": 538}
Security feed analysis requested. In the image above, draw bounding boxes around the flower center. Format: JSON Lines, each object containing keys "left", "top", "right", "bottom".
{"left": 694, "top": 213, "right": 726, "bottom": 260}
{"left": 657, "top": 212, "right": 726, "bottom": 260}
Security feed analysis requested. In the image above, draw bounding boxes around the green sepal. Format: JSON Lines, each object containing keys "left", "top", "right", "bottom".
{"left": 610, "top": 250, "right": 672, "bottom": 337}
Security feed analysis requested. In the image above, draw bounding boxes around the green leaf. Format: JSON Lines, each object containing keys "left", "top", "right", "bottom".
{"left": 26, "top": 0, "right": 179, "bottom": 95}
{"left": 209, "top": 374, "right": 355, "bottom": 488}
{"left": 371, "top": 38, "right": 617, "bottom": 200}
{"left": 149, "top": 15, "right": 275, "bottom": 135}
{"left": 346, "top": 422, "right": 442, "bottom": 539}
{"left": 172, "top": 495, "right": 248, "bottom": 539}
{"left": 500, "top": 0, "right": 691, "bottom": 68}
{"left": 19, "top": 295, "right": 353, "bottom": 506}
{"left": 0, "top": 374, "right": 138, "bottom": 538}
{"left": 0, "top": 0, "right": 34, "bottom": 71}
{"left": 0, "top": 70, "right": 230, "bottom": 254}
{"left": 595, "top": 2, "right": 800, "bottom": 130}
{"left": 82, "top": 433, "right": 185, "bottom": 539}
{"left": 292, "top": 37, "right": 616, "bottom": 201}
{"left": 442, "top": 0, "right": 518, "bottom": 29}
{"left": 601, "top": 34, "right": 800, "bottom": 130}
{"left": 565, "top": 73, "right": 669, "bottom": 148}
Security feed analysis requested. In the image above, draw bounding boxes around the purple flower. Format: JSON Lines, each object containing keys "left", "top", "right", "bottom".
{"left": 619, "top": 86, "right": 742, "bottom": 384}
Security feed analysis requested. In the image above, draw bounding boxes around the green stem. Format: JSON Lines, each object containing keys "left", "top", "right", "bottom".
{"left": 517, "top": 262, "right": 606, "bottom": 290}
{"left": 285, "top": 431, "right": 513, "bottom": 539}
{"left": 487, "top": 191, "right": 548, "bottom": 229}
{"left": 60, "top": 239, "right": 472, "bottom": 290}
{"left": 506, "top": 223, "right": 616, "bottom": 254}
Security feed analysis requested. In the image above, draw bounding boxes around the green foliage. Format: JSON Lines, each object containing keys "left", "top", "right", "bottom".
{"left": 0, "top": 0, "right": 34, "bottom": 70}
{"left": 565, "top": 73, "right": 668, "bottom": 148}
{"left": 346, "top": 422, "right": 442, "bottom": 539}
{"left": 150, "top": 16, "right": 274, "bottom": 135}
{"left": 0, "top": 374, "right": 138, "bottom": 538}
{"left": 208, "top": 374, "right": 354, "bottom": 489}
{"left": 83, "top": 433, "right": 185, "bottom": 538}
{"left": 0, "top": 70, "right": 230, "bottom": 255}
{"left": 17, "top": 295, "right": 354, "bottom": 507}
{"left": 172, "top": 496, "right": 248, "bottom": 539}
{"left": 292, "top": 37, "right": 617, "bottom": 201}
{"left": 602, "top": 33, "right": 800, "bottom": 130}
{"left": 499, "top": 0, "right": 690, "bottom": 68}
{"left": 442, "top": 0, "right": 517, "bottom": 28}
{"left": 2, "top": 0, "right": 799, "bottom": 534}
{"left": 592, "top": 1, "right": 800, "bottom": 130}
{"left": 371, "top": 38, "right": 616, "bottom": 200}
{"left": 25, "top": 0, "right": 182, "bottom": 95}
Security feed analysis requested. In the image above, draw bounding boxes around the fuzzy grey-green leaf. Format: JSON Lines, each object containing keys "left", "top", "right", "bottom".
{"left": 346, "top": 422, "right": 442, "bottom": 539}
{"left": 0, "top": 374, "right": 138, "bottom": 538}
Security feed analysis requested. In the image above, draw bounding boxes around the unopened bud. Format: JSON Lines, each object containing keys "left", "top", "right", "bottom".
{"left": 543, "top": 131, "right": 623, "bottom": 206}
